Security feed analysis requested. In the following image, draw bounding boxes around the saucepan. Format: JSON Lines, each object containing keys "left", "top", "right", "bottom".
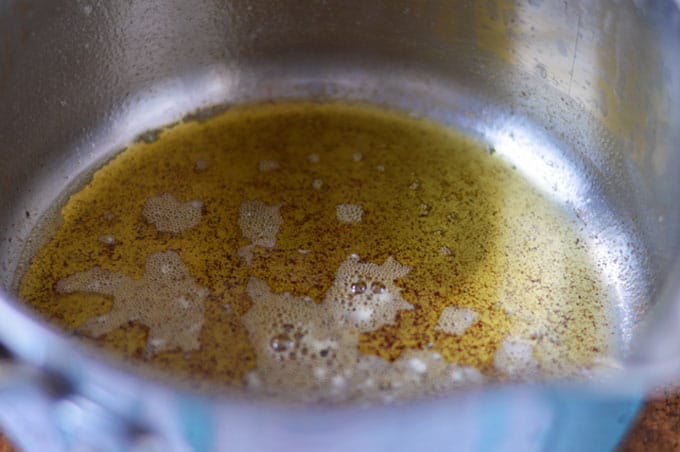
{"left": 0, "top": 1, "right": 679, "bottom": 450}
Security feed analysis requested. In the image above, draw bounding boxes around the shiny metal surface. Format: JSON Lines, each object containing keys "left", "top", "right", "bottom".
{"left": 0, "top": 1, "right": 678, "bottom": 450}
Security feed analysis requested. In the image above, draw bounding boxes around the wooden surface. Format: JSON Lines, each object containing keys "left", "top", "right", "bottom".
{"left": 0, "top": 434, "right": 13, "bottom": 452}
{"left": 619, "top": 389, "right": 680, "bottom": 451}
{"left": 0, "top": 393, "right": 678, "bottom": 451}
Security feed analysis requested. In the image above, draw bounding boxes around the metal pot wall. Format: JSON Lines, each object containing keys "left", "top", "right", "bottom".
{"left": 0, "top": 1, "right": 679, "bottom": 451}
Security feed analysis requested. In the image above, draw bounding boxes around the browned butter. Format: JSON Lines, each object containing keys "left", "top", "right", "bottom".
{"left": 18, "top": 102, "right": 611, "bottom": 402}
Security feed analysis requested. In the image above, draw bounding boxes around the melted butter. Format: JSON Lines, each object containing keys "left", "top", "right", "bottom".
{"left": 18, "top": 102, "right": 611, "bottom": 397}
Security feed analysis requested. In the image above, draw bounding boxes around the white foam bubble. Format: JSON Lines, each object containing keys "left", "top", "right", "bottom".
{"left": 352, "top": 152, "right": 363, "bottom": 162}
{"left": 241, "top": 277, "right": 351, "bottom": 399}
{"left": 350, "top": 305, "right": 374, "bottom": 323}
{"left": 99, "top": 234, "right": 116, "bottom": 246}
{"left": 313, "top": 367, "right": 328, "bottom": 380}
{"left": 307, "top": 153, "right": 320, "bottom": 164}
{"left": 435, "top": 306, "right": 479, "bottom": 336}
{"left": 240, "top": 258, "right": 484, "bottom": 403}
{"left": 332, "top": 375, "right": 346, "bottom": 388}
{"left": 244, "top": 371, "right": 263, "bottom": 390}
{"left": 407, "top": 357, "right": 428, "bottom": 374}
{"left": 56, "top": 250, "right": 209, "bottom": 354}
{"left": 389, "top": 350, "right": 484, "bottom": 395}
{"left": 238, "top": 200, "right": 282, "bottom": 249}
{"left": 143, "top": 193, "right": 203, "bottom": 234}
{"left": 312, "top": 179, "right": 323, "bottom": 190}
{"left": 323, "top": 255, "right": 413, "bottom": 332}
{"left": 336, "top": 204, "right": 363, "bottom": 223}
{"left": 494, "top": 336, "right": 538, "bottom": 378}
{"left": 449, "top": 365, "right": 484, "bottom": 384}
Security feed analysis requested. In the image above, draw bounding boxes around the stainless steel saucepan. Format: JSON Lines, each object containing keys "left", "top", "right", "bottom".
{"left": 1, "top": 1, "right": 679, "bottom": 451}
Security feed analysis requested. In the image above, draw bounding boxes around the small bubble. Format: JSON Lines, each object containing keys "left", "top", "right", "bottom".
{"left": 270, "top": 333, "right": 294, "bottom": 352}
{"left": 244, "top": 371, "right": 262, "bottom": 389}
{"left": 331, "top": 375, "right": 346, "bottom": 387}
{"left": 371, "top": 282, "right": 386, "bottom": 294}
{"left": 258, "top": 159, "right": 280, "bottom": 172}
{"left": 352, "top": 152, "right": 363, "bottom": 162}
{"left": 351, "top": 281, "right": 367, "bottom": 294}
{"left": 194, "top": 159, "right": 209, "bottom": 172}
{"left": 410, "top": 180, "right": 421, "bottom": 190}
{"left": 408, "top": 358, "right": 427, "bottom": 374}
{"left": 313, "top": 367, "right": 327, "bottom": 380}
{"left": 149, "top": 338, "right": 166, "bottom": 348}
{"left": 336, "top": 203, "right": 363, "bottom": 223}
{"left": 99, "top": 234, "right": 116, "bottom": 246}
{"left": 312, "top": 179, "right": 323, "bottom": 190}
{"left": 376, "top": 165, "right": 385, "bottom": 172}
{"left": 307, "top": 153, "right": 320, "bottom": 163}
{"left": 419, "top": 203, "right": 431, "bottom": 216}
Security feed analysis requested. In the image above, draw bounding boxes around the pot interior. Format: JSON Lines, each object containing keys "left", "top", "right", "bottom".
{"left": 0, "top": 0, "right": 679, "bottom": 396}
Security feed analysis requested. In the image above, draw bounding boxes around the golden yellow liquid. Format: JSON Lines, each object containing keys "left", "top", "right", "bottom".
{"left": 18, "top": 102, "right": 610, "bottom": 393}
